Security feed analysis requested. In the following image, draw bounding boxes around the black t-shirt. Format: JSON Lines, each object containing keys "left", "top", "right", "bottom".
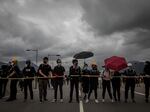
{"left": 38, "top": 64, "right": 52, "bottom": 77}
{"left": 23, "top": 66, "right": 36, "bottom": 77}
{"left": 53, "top": 65, "right": 65, "bottom": 77}
{"left": 9, "top": 65, "right": 21, "bottom": 78}
{"left": 69, "top": 66, "right": 81, "bottom": 79}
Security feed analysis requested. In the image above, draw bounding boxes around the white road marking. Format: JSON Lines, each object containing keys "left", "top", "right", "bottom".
{"left": 79, "top": 100, "right": 84, "bottom": 112}
{"left": 135, "top": 91, "right": 145, "bottom": 96}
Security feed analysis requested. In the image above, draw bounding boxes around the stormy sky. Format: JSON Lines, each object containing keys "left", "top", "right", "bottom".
{"left": 0, "top": 0, "right": 150, "bottom": 66}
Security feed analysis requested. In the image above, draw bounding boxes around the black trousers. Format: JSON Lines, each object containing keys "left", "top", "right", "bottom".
{"left": 69, "top": 79, "right": 79, "bottom": 101}
{"left": 88, "top": 86, "right": 98, "bottom": 99}
{"left": 54, "top": 79, "right": 63, "bottom": 100}
{"left": 144, "top": 79, "right": 150, "bottom": 99}
{"left": 39, "top": 79, "right": 48, "bottom": 100}
{"left": 112, "top": 81, "right": 121, "bottom": 101}
{"left": 9, "top": 80, "right": 18, "bottom": 99}
{"left": 0, "top": 79, "right": 8, "bottom": 98}
{"left": 125, "top": 81, "right": 135, "bottom": 100}
{"left": 24, "top": 79, "right": 33, "bottom": 100}
{"left": 102, "top": 80, "right": 112, "bottom": 99}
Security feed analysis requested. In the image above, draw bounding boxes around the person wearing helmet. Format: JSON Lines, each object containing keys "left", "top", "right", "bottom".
{"left": 6, "top": 58, "right": 21, "bottom": 101}
{"left": 69, "top": 59, "right": 81, "bottom": 103}
{"left": 52, "top": 59, "right": 65, "bottom": 103}
{"left": 124, "top": 63, "right": 136, "bottom": 103}
{"left": 38, "top": 57, "right": 52, "bottom": 103}
{"left": 85, "top": 63, "right": 100, "bottom": 103}
{"left": 22, "top": 60, "right": 36, "bottom": 102}
{"left": 143, "top": 61, "right": 150, "bottom": 103}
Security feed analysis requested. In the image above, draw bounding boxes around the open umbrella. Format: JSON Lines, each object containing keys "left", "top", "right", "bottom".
{"left": 73, "top": 51, "right": 94, "bottom": 59}
{"left": 104, "top": 56, "right": 128, "bottom": 71}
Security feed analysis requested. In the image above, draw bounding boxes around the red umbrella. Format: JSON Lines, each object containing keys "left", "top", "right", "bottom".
{"left": 104, "top": 56, "right": 128, "bottom": 71}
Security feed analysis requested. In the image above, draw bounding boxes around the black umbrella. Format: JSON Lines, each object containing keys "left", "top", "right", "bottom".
{"left": 73, "top": 51, "right": 94, "bottom": 59}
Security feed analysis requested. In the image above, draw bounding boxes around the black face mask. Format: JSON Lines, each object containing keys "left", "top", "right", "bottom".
{"left": 44, "top": 61, "right": 47, "bottom": 64}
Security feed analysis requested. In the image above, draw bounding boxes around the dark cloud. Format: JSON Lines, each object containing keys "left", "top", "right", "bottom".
{"left": 80, "top": 0, "right": 150, "bottom": 34}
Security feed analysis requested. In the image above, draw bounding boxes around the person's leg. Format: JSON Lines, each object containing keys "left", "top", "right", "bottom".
{"left": 117, "top": 84, "right": 121, "bottom": 101}
{"left": 94, "top": 88, "right": 98, "bottom": 99}
{"left": 106, "top": 81, "right": 112, "bottom": 100}
{"left": 112, "top": 82, "right": 117, "bottom": 101}
{"left": 43, "top": 80, "right": 48, "bottom": 100}
{"left": 69, "top": 80, "right": 74, "bottom": 102}
{"left": 131, "top": 82, "right": 135, "bottom": 102}
{"left": 54, "top": 80, "right": 58, "bottom": 100}
{"left": 102, "top": 80, "right": 107, "bottom": 99}
{"left": 75, "top": 80, "right": 79, "bottom": 102}
{"left": 24, "top": 80, "right": 28, "bottom": 100}
{"left": 11, "top": 80, "right": 18, "bottom": 100}
{"left": 59, "top": 80, "right": 63, "bottom": 100}
{"left": 38, "top": 79, "right": 43, "bottom": 101}
{"left": 2, "top": 80, "right": 8, "bottom": 97}
{"left": 125, "top": 82, "right": 129, "bottom": 102}
{"left": 29, "top": 80, "right": 33, "bottom": 100}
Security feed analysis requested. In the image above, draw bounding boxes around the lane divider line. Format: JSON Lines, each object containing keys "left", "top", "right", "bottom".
{"left": 80, "top": 100, "right": 84, "bottom": 112}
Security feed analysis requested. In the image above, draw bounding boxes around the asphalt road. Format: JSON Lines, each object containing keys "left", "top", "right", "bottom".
{"left": 0, "top": 83, "right": 150, "bottom": 112}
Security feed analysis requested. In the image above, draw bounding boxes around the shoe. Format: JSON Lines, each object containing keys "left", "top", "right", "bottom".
{"left": 60, "top": 99, "right": 63, "bottom": 103}
{"left": 6, "top": 98, "right": 14, "bottom": 102}
{"left": 76, "top": 100, "right": 79, "bottom": 103}
{"left": 51, "top": 99, "right": 56, "bottom": 103}
{"left": 111, "top": 99, "right": 114, "bottom": 103}
{"left": 95, "top": 99, "right": 99, "bottom": 103}
{"left": 69, "top": 100, "right": 72, "bottom": 103}
{"left": 44, "top": 98, "right": 48, "bottom": 101}
{"left": 23, "top": 99, "right": 27, "bottom": 102}
{"left": 132, "top": 99, "right": 136, "bottom": 103}
{"left": 124, "top": 100, "right": 127, "bottom": 103}
{"left": 102, "top": 99, "right": 105, "bottom": 103}
{"left": 145, "top": 99, "right": 149, "bottom": 103}
{"left": 85, "top": 99, "right": 89, "bottom": 103}
{"left": 40, "top": 100, "right": 43, "bottom": 103}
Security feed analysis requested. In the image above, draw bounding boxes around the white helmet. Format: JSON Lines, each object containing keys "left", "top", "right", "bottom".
{"left": 128, "top": 63, "right": 132, "bottom": 67}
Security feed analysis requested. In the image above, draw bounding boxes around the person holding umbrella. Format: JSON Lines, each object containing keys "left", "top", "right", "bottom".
{"left": 86, "top": 62, "right": 100, "bottom": 103}
{"left": 69, "top": 59, "right": 81, "bottom": 103}
{"left": 101, "top": 67, "right": 113, "bottom": 103}
{"left": 111, "top": 71, "right": 121, "bottom": 102}
{"left": 82, "top": 63, "right": 90, "bottom": 100}
{"left": 124, "top": 63, "right": 136, "bottom": 103}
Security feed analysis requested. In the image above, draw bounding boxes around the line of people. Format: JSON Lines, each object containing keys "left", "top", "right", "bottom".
{"left": 0, "top": 58, "right": 150, "bottom": 103}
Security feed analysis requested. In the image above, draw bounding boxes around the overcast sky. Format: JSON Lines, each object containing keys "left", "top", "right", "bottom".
{"left": 0, "top": 0, "right": 150, "bottom": 66}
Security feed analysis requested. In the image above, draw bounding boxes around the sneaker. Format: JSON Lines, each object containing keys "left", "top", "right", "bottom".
{"left": 69, "top": 100, "right": 72, "bottom": 103}
{"left": 102, "top": 99, "right": 105, "bottom": 103}
{"left": 95, "top": 99, "right": 99, "bottom": 103}
{"left": 51, "top": 99, "right": 56, "bottom": 103}
{"left": 85, "top": 99, "right": 89, "bottom": 103}
{"left": 60, "top": 99, "right": 63, "bottom": 103}
{"left": 111, "top": 99, "right": 114, "bottom": 103}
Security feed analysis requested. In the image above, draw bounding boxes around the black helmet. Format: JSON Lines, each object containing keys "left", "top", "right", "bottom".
{"left": 72, "top": 59, "right": 78, "bottom": 64}
{"left": 43, "top": 57, "right": 48, "bottom": 60}
{"left": 57, "top": 59, "right": 61, "bottom": 63}
{"left": 26, "top": 60, "right": 31, "bottom": 65}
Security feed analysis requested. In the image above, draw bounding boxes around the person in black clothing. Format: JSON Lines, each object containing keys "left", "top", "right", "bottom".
{"left": 124, "top": 63, "right": 136, "bottom": 103}
{"left": 6, "top": 58, "right": 21, "bottom": 101}
{"left": 0, "top": 65, "right": 9, "bottom": 99}
{"left": 38, "top": 57, "right": 52, "bottom": 103}
{"left": 86, "top": 64, "right": 99, "bottom": 103}
{"left": 143, "top": 61, "right": 150, "bottom": 103}
{"left": 23, "top": 60, "right": 36, "bottom": 102}
{"left": 52, "top": 59, "right": 65, "bottom": 103}
{"left": 69, "top": 59, "right": 81, "bottom": 103}
{"left": 82, "top": 63, "right": 90, "bottom": 100}
{"left": 111, "top": 71, "right": 121, "bottom": 102}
